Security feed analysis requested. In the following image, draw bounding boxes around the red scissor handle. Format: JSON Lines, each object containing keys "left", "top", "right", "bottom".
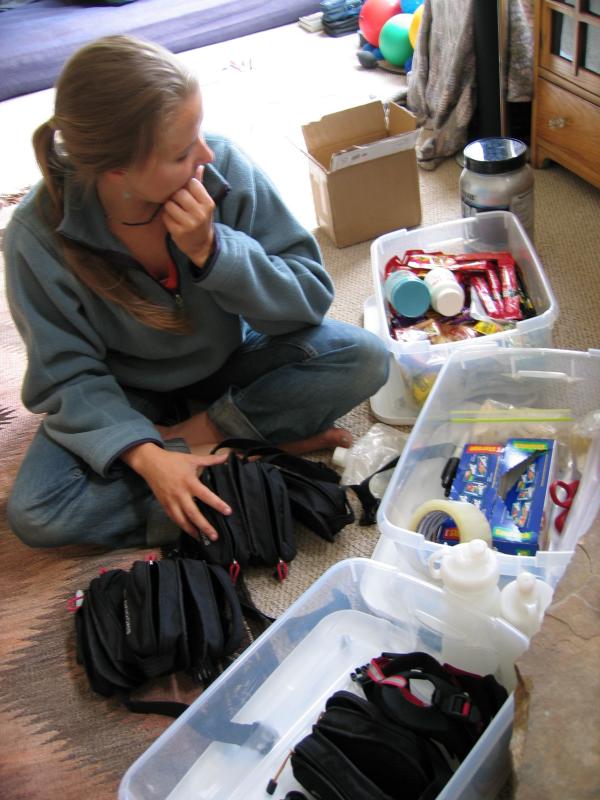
{"left": 550, "top": 479, "right": 579, "bottom": 508}
{"left": 550, "top": 479, "right": 580, "bottom": 533}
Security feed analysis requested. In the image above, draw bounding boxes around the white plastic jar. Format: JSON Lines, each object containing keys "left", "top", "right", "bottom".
{"left": 423, "top": 267, "right": 465, "bottom": 316}
{"left": 460, "top": 137, "right": 534, "bottom": 242}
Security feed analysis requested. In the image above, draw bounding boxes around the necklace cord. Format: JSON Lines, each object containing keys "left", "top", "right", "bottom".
{"left": 106, "top": 203, "right": 163, "bottom": 227}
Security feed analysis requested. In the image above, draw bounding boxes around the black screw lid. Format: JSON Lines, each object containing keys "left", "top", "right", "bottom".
{"left": 463, "top": 137, "right": 528, "bottom": 174}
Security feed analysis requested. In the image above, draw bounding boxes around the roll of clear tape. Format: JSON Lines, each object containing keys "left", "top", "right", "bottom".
{"left": 409, "top": 499, "right": 492, "bottom": 545}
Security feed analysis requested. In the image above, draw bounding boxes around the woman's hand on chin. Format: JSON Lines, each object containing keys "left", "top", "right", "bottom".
{"left": 163, "top": 170, "right": 215, "bottom": 267}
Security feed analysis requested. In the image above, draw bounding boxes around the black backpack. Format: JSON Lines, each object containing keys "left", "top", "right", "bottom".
{"left": 282, "top": 652, "right": 509, "bottom": 800}
{"left": 74, "top": 555, "right": 278, "bottom": 751}
{"left": 291, "top": 690, "right": 452, "bottom": 800}
{"left": 75, "top": 557, "right": 245, "bottom": 717}
{"left": 354, "top": 652, "right": 508, "bottom": 762}
{"left": 173, "top": 439, "right": 355, "bottom": 581}
{"left": 178, "top": 450, "right": 297, "bottom": 581}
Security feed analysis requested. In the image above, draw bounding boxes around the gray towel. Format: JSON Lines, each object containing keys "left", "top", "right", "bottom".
{"left": 405, "top": 0, "right": 534, "bottom": 170}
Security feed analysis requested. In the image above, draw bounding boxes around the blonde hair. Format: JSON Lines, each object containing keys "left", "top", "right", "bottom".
{"left": 34, "top": 35, "right": 199, "bottom": 332}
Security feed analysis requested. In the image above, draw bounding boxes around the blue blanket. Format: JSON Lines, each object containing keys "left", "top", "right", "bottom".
{"left": 0, "top": 0, "right": 320, "bottom": 101}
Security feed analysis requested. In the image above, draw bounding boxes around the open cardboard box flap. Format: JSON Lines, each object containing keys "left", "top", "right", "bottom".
{"left": 299, "top": 100, "right": 421, "bottom": 247}
{"left": 302, "top": 101, "right": 417, "bottom": 172}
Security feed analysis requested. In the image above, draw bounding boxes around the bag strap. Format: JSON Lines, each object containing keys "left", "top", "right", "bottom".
{"left": 116, "top": 691, "right": 272, "bottom": 754}
{"left": 352, "top": 652, "right": 485, "bottom": 761}
{"left": 346, "top": 456, "right": 401, "bottom": 526}
{"left": 355, "top": 651, "right": 482, "bottom": 722}
{"left": 211, "top": 438, "right": 343, "bottom": 484}
{"left": 214, "top": 438, "right": 400, "bottom": 528}
{"left": 117, "top": 693, "right": 189, "bottom": 718}
{"left": 234, "top": 571, "right": 275, "bottom": 635}
{"left": 366, "top": 652, "right": 507, "bottom": 725}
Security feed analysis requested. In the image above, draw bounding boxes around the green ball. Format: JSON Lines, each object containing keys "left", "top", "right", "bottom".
{"left": 379, "top": 13, "right": 414, "bottom": 66}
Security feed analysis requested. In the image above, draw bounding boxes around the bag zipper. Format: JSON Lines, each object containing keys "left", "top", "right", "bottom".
{"left": 201, "top": 463, "right": 240, "bottom": 581}
{"left": 260, "top": 465, "right": 293, "bottom": 580}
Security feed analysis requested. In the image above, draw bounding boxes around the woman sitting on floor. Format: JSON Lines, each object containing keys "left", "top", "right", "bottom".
{"left": 4, "top": 35, "right": 388, "bottom": 549}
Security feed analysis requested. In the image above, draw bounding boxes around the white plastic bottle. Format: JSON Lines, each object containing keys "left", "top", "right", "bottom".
{"left": 332, "top": 423, "right": 407, "bottom": 486}
{"left": 423, "top": 267, "right": 465, "bottom": 317}
{"left": 499, "top": 571, "right": 553, "bottom": 638}
{"left": 428, "top": 538, "right": 501, "bottom": 615}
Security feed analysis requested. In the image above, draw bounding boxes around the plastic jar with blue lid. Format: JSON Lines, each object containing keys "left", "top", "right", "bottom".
{"left": 384, "top": 269, "right": 431, "bottom": 318}
{"left": 460, "top": 137, "right": 534, "bottom": 241}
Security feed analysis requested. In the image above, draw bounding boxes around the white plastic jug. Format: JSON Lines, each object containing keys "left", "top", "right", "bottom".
{"left": 499, "top": 571, "right": 553, "bottom": 638}
{"left": 428, "top": 538, "right": 500, "bottom": 615}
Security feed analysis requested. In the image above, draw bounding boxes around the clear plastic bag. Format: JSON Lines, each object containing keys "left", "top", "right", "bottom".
{"left": 332, "top": 423, "right": 408, "bottom": 486}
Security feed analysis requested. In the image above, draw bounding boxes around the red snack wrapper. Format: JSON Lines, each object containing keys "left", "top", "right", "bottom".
{"left": 500, "top": 262, "right": 523, "bottom": 320}
{"left": 402, "top": 249, "right": 426, "bottom": 263}
{"left": 453, "top": 251, "right": 515, "bottom": 265}
{"left": 404, "top": 251, "right": 457, "bottom": 269}
{"left": 471, "top": 274, "right": 504, "bottom": 318}
{"left": 486, "top": 266, "right": 505, "bottom": 315}
{"left": 432, "top": 323, "right": 480, "bottom": 344}
{"left": 384, "top": 255, "right": 404, "bottom": 278}
{"left": 392, "top": 319, "right": 441, "bottom": 343}
{"left": 453, "top": 261, "right": 491, "bottom": 279}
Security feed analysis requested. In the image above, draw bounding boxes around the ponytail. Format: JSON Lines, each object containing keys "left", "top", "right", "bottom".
{"left": 31, "top": 117, "right": 191, "bottom": 334}
{"left": 32, "top": 120, "right": 63, "bottom": 225}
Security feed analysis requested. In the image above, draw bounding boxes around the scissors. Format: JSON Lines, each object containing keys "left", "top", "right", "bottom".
{"left": 549, "top": 479, "right": 580, "bottom": 533}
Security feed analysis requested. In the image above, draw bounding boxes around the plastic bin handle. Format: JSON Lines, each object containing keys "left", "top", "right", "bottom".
{"left": 513, "top": 370, "right": 572, "bottom": 381}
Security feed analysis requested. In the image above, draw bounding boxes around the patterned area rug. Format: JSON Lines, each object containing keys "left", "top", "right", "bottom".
{"left": 0, "top": 192, "right": 173, "bottom": 797}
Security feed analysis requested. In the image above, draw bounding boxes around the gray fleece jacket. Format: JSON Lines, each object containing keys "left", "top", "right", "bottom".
{"left": 4, "top": 134, "right": 333, "bottom": 476}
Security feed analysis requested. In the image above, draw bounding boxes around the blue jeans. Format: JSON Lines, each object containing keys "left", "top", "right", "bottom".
{"left": 8, "top": 319, "right": 389, "bottom": 549}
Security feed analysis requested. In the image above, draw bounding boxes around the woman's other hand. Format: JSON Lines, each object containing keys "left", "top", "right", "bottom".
{"left": 163, "top": 167, "right": 215, "bottom": 267}
{"left": 121, "top": 442, "right": 231, "bottom": 539}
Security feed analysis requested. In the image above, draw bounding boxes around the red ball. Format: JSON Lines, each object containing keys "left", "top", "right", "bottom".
{"left": 359, "top": 0, "right": 402, "bottom": 47}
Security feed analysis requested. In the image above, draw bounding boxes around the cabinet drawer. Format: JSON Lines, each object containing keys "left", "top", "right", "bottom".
{"left": 534, "top": 78, "right": 600, "bottom": 184}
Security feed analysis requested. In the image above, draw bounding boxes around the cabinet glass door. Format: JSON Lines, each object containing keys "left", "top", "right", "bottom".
{"left": 542, "top": 0, "right": 600, "bottom": 93}
{"left": 584, "top": 2, "right": 600, "bottom": 75}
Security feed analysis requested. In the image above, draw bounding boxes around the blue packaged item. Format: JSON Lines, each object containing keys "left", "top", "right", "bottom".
{"left": 490, "top": 438, "right": 556, "bottom": 555}
{"left": 445, "top": 439, "right": 556, "bottom": 555}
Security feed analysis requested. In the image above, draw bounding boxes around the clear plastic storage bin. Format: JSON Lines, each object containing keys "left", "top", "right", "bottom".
{"left": 373, "top": 346, "right": 600, "bottom": 589}
{"left": 119, "top": 558, "right": 529, "bottom": 800}
{"left": 368, "top": 212, "right": 558, "bottom": 424}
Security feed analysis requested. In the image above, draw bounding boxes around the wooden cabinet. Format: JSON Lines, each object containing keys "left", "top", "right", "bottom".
{"left": 531, "top": 0, "right": 600, "bottom": 188}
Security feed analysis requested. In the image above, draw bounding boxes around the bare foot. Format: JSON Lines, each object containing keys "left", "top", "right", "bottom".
{"left": 277, "top": 427, "right": 353, "bottom": 456}
{"left": 155, "top": 411, "right": 224, "bottom": 448}
{"left": 157, "top": 415, "right": 353, "bottom": 458}
{"left": 188, "top": 430, "right": 352, "bottom": 458}
{"left": 187, "top": 442, "right": 223, "bottom": 456}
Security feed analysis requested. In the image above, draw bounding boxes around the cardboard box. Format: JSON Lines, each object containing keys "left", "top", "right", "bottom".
{"left": 301, "top": 101, "right": 422, "bottom": 248}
